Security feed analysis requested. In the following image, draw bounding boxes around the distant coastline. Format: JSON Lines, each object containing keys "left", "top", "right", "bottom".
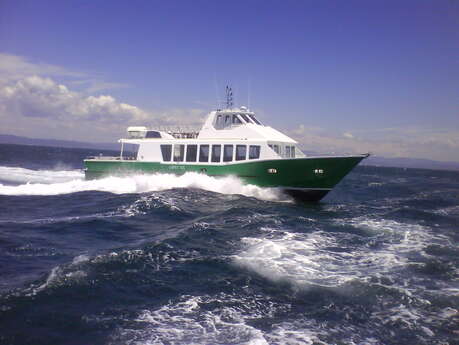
{"left": 1, "top": 133, "right": 458, "bottom": 172}
{"left": 361, "top": 156, "right": 459, "bottom": 172}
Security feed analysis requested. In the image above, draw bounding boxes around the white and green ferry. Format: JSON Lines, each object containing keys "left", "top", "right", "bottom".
{"left": 84, "top": 96, "right": 368, "bottom": 202}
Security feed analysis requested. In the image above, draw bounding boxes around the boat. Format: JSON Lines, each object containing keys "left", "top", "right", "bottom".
{"left": 84, "top": 89, "right": 369, "bottom": 202}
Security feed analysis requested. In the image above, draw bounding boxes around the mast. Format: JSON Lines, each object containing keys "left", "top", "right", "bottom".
{"left": 225, "top": 86, "right": 234, "bottom": 109}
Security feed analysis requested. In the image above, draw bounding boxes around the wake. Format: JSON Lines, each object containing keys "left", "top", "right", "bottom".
{"left": 0, "top": 166, "right": 281, "bottom": 201}
{"left": 0, "top": 166, "right": 83, "bottom": 184}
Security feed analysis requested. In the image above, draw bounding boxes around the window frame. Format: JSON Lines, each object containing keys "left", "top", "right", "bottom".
{"left": 248, "top": 114, "right": 262, "bottom": 125}
{"left": 232, "top": 114, "right": 242, "bottom": 125}
{"left": 224, "top": 115, "right": 231, "bottom": 127}
{"left": 160, "top": 144, "right": 172, "bottom": 162}
{"left": 173, "top": 144, "right": 185, "bottom": 162}
{"left": 239, "top": 113, "right": 250, "bottom": 123}
{"left": 211, "top": 144, "right": 221, "bottom": 163}
{"left": 249, "top": 145, "right": 260, "bottom": 160}
{"left": 199, "top": 144, "right": 209, "bottom": 162}
{"left": 186, "top": 144, "right": 197, "bottom": 162}
{"left": 235, "top": 145, "right": 247, "bottom": 161}
{"left": 145, "top": 131, "right": 161, "bottom": 138}
{"left": 223, "top": 144, "right": 233, "bottom": 162}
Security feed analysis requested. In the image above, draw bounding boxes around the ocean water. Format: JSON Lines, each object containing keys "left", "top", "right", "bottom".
{"left": 0, "top": 143, "right": 458, "bottom": 345}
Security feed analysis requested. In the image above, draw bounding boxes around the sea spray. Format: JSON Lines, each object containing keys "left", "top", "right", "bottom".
{"left": 0, "top": 167, "right": 282, "bottom": 201}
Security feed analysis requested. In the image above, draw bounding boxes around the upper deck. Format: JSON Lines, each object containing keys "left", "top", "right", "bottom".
{"left": 123, "top": 106, "right": 297, "bottom": 145}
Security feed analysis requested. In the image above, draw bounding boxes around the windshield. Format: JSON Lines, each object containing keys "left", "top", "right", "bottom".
{"left": 248, "top": 114, "right": 262, "bottom": 125}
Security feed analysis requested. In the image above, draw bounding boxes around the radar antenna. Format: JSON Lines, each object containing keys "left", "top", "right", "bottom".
{"left": 225, "top": 86, "right": 234, "bottom": 109}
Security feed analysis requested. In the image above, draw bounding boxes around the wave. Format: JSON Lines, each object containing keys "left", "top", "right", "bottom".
{"left": 111, "top": 293, "right": 322, "bottom": 345}
{"left": 0, "top": 166, "right": 83, "bottom": 184}
{"left": 233, "top": 216, "right": 451, "bottom": 289}
{"left": 0, "top": 167, "right": 282, "bottom": 201}
{"left": 234, "top": 231, "right": 364, "bottom": 287}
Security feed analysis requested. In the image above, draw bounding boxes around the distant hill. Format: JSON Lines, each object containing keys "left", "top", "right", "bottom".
{"left": 0, "top": 134, "right": 120, "bottom": 151}
{"left": 1, "top": 133, "right": 458, "bottom": 171}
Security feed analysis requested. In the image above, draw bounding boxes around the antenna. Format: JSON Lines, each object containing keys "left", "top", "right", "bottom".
{"left": 247, "top": 78, "right": 251, "bottom": 110}
{"left": 225, "top": 86, "right": 234, "bottom": 109}
{"left": 214, "top": 73, "right": 220, "bottom": 109}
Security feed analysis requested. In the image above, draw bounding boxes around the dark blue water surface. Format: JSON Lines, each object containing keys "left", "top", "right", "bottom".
{"left": 0, "top": 143, "right": 458, "bottom": 345}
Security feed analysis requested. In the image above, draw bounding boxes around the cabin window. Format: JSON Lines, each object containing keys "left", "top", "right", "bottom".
{"left": 248, "top": 114, "right": 262, "bottom": 125}
{"left": 186, "top": 145, "right": 197, "bottom": 162}
{"left": 128, "top": 131, "right": 145, "bottom": 139}
{"left": 249, "top": 145, "right": 260, "bottom": 159}
{"left": 223, "top": 145, "right": 233, "bottom": 162}
{"left": 145, "top": 131, "right": 161, "bottom": 138}
{"left": 224, "top": 115, "right": 231, "bottom": 126}
{"left": 211, "top": 145, "right": 221, "bottom": 162}
{"left": 285, "top": 146, "right": 291, "bottom": 158}
{"left": 236, "top": 145, "right": 246, "bottom": 161}
{"left": 173, "top": 144, "right": 185, "bottom": 162}
{"left": 273, "top": 145, "right": 280, "bottom": 154}
{"left": 291, "top": 146, "right": 296, "bottom": 158}
{"left": 125, "top": 143, "right": 140, "bottom": 160}
{"left": 239, "top": 113, "right": 250, "bottom": 123}
{"left": 160, "top": 144, "right": 172, "bottom": 161}
{"left": 199, "top": 145, "right": 209, "bottom": 162}
{"left": 216, "top": 115, "right": 223, "bottom": 128}
{"left": 232, "top": 115, "right": 242, "bottom": 124}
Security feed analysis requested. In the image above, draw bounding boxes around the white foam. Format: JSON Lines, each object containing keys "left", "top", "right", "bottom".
{"left": 341, "top": 217, "right": 454, "bottom": 250}
{"left": 233, "top": 232, "right": 367, "bottom": 287}
{"left": 434, "top": 205, "right": 459, "bottom": 216}
{"left": 0, "top": 166, "right": 83, "bottom": 184}
{"left": 233, "top": 216, "right": 448, "bottom": 288}
{"left": 35, "top": 266, "right": 61, "bottom": 292}
{"left": 112, "top": 293, "right": 328, "bottom": 345}
{"left": 339, "top": 217, "right": 429, "bottom": 235}
{"left": 0, "top": 168, "right": 281, "bottom": 201}
{"left": 116, "top": 294, "right": 269, "bottom": 345}
{"left": 31, "top": 253, "right": 91, "bottom": 294}
{"left": 110, "top": 293, "right": 337, "bottom": 345}
{"left": 115, "top": 194, "right": 183, "bottom": 217}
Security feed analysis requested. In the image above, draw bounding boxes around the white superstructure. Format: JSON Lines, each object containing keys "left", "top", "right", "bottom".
{"left": 120, "top": 106, "right": 305, "bottom": 164}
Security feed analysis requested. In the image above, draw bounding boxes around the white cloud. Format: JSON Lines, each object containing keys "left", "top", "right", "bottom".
{"left": 1, "top": 75, "right": 148, "bottom": 122}
{"left": 0, "top": 53, "right": 84, "bottom": 84}
{"left": 0, "top": 75, "right": 152, "bottom": 141}
{"left": 0, "top": 54, "right": 206, "bottom": 142}
{"left": 0, "top": 53, "right": 128, "bottom": 93}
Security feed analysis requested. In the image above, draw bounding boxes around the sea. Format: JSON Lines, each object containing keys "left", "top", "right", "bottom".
{"left": 0, "top": 143, "right": 457, "bottom": 345}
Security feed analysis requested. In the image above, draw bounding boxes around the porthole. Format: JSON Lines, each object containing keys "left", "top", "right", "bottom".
{"left": 267, "top": 168, "right": 277, "bottom": 174}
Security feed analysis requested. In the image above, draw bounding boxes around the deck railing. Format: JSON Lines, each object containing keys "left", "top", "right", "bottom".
{"left": 86, "top": 156, "right": 136, "bottom": 161}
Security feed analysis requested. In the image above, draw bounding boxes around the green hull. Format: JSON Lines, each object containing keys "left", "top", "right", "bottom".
{"left": 84, "top": 155, "right": 367, "bottom": 202}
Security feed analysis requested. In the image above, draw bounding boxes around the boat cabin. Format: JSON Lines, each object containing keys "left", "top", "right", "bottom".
{"left": 94, "top": 106, "right": 305, "bottom": 164}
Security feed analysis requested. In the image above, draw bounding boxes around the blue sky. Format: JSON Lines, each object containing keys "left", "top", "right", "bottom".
{"left": 0, "top": 0, "right": 458, "bottom": 161}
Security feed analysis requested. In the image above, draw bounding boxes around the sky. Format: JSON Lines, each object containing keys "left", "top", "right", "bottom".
{"left": 0, "top": 0, "right": 458, "bottom": 161}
